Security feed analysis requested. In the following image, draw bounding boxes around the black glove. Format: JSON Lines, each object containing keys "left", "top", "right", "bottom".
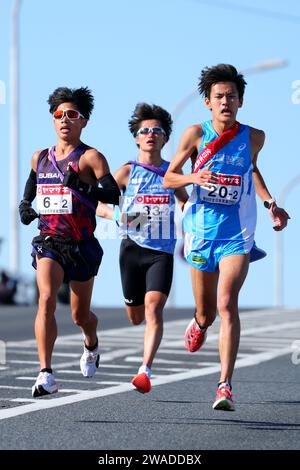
{"left": 19, "top": 200, "right": 38, "bottom": 225}
{"left": 63, "top": 166, "right": 91, "bottom": 193}
{"left": 63, "top": 167, "right": 121, "bottom": 205}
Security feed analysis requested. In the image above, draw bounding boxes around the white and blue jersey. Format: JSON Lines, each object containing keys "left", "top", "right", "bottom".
{"left": 183, "top": 120, "right": 266, "bottom": 271}
{"left": 119, "top": 160, "right": 176, "bottom": 254}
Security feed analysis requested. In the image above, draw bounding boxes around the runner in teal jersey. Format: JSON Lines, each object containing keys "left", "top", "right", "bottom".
{"left": 97, "top": 103, "right": 188, "bottom": 393}
{"left": 164, "top": 64, "right": 290, "bottom": 410}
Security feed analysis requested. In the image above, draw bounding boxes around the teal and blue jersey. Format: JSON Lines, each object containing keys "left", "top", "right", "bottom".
{"left": 119, "top": 160, "right": 177, "bottom": 254}
{"left": 183, "top": 120, "right": 260, "bottom": 261}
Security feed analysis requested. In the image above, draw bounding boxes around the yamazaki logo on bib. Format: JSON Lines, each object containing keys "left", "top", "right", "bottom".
{"left": 37, "top": 185, "right": 71, "bottom": 196}
{"left": 218, "top": 175, "right": 241, "bottom": 186}
{"left": 131, "top": 193, "right": 171, "bottom": 223}
{"left": 135, "top": 195, "right": 170, "bottom": 204}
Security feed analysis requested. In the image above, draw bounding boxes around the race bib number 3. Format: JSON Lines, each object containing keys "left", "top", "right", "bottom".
{"left": 37, "top": 184, "right": 73, "bottom": 214}
{"left": 200, "top": 174, "right": 242, "bottom": 205}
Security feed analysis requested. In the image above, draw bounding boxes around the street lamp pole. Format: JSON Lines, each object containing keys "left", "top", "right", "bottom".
{"left": 166, "top": 59, "right": 288, "bottom": 307}
{"left": 10, "top": 0, "right": 22, "bottom": 275}
{"left": 274, "top": 174, "right": 300, "bottom": 308}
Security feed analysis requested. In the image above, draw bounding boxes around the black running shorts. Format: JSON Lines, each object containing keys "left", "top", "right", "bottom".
{"left": 31, "top": 234, "right": 103, "bottom": 283}
{"left": 119, "top": 238, "right": 174, "bottom": 307}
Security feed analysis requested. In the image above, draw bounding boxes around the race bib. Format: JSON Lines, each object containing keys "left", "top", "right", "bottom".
{"left": 36, "top": 184, "right": 73, "bottom": 214}
{"left": 130, "top": 194, "right": 171, "bottom": 222}
{"left": 200, "top": 174, "right": 242, "bottom": 205}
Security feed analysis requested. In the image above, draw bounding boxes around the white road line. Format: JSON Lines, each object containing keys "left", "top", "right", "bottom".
{"left": 0, "top": 384, "right": 81, "bottom": 394}
{"left": 10, "top": 398, "right": 39, "bottom": 403}
{"left": 2, "top": 348, "right": 139, "bottom": 377}
{"left": 16, "top": 376, "right": 123, "bottom": 385}
{"left": 6, "top": 350, "right": 81, "bottom": 358}
{"left": 124, "top": 357, "right": 191, "bottom": 365}
{"left": 163, "top": 320, "right": 300, "bottom": 348}
{"left": 158, "top": 348, "right": 220, "bottom": 356}
{"left": 0, "top": 344, "right": 294, "bottom": 421}
{"left": 98, "top": 381, "right": 123, "bottom": 385}
{"left": 7, "top": 360, "right": 40, "bottom": 365}
{"left": 1, "top": 312, "right": 299, "bottom": 421}
{"left": 0, "top": 385, "right": 31, "bottom": 390}
{"left": 56, "top": 364, "right": 137, "bottom": 373}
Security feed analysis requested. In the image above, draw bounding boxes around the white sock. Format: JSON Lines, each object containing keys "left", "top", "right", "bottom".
{"left": 138, "top": 365, "right": 151, "bottom": 378}
{"left": 218, "top": 382, "right": 231, "bottom": 390}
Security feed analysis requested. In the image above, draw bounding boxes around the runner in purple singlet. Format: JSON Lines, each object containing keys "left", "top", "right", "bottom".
{"left": 19, "top": 86, "right": 120, "bottom": 397}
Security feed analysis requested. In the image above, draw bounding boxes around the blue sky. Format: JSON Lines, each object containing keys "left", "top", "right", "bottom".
{"left": 0, "top": 0, "right": 299, "bottom": 308}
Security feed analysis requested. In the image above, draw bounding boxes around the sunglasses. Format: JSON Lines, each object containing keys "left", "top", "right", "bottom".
{"left": 53, "top": 109, "right": 85, "bottom": 120}
{"left": 136, "top": 127, "right": 166, "bottom": 136}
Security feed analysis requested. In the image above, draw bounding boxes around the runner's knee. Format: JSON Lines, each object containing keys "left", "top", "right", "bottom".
{"left": 38, "top": 292, "right": 56, "bottom": 313}
{"left": 128, "top": 312, "right": 145, "bottom": 325}
{"left": 72, "top": 309, "right": 96, "bottom": 327}
{"left": 217, "top": 294, "right": 238, "bottom": 318}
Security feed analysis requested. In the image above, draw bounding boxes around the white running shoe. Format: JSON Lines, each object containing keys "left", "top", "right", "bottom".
{"left": 32, "top": 371, "right": 58, "bottom": 398}
{"left": 80, "top": 344, "right": 100, "bottom": 378}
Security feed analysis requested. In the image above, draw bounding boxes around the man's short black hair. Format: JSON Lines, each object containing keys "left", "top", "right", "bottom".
{"left": 128, "top": 103, "right": 173, "bottom": 141}
{"left": 48, "top": 86, "right": 94, "bottom": 120}
{"left": 198, "top": 64, "right": 247, "bottom": 100}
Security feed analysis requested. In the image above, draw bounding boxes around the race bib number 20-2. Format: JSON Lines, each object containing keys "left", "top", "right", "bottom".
{"left": 36, "top": 184, "right": 72, "bottom": 214}
{"left": 200, "top": 174, "right": 242, "bottom": 205}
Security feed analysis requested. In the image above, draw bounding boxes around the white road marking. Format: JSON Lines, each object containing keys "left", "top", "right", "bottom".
{"left": 0, "top": 344, "right": 295, "bottom": 421}
{"left": 8, "top": 360, "right": 40, "bottom": 365}
{"left": 0, "top": 311, "right": 299, "bottom": 421}
{"left": 10, "top": 398, "right": 39, "bottom": 403}
{"left": 0, "top": 385, "right": 31, "bottom": 390}
{"left": 3, "top": 348, "right": 139, "bottom": 377}
{"left": 124, "top": 356, "right": 192, "bottom": 365}
{"left": 6, "top": 350, "right": 80, "bottom": 358}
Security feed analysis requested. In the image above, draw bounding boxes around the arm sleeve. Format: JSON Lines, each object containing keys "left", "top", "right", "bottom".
{"left": 22, "top": 169, "right": 37, "bottom": 203}
{"left": 89, "top": 173, "right": 121, "bottom": 205}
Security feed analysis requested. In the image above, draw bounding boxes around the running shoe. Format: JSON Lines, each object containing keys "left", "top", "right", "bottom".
{"left": 32, "top": 371, "right": 58, "bottom": 398}
{"left": 184, "top": 319, "right": 207, "bottom": 352}
{"left": 131, "top": 372, "right": 152, "bottom": 394}
{"left": 212, "top": 384, "right": 235, "bottom": 411}
{"left": 80, "top": 344, "right": 100, "bottom": 378}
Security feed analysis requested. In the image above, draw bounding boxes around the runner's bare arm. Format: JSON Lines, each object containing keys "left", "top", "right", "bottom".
{"left": 250, "top": 128, "right": 272, "bottom": 201}
{"left": 250, "top": 127, "right": 290, "bottom": 230}
{"left": 31, "top": 150, "right": 42, "bottom": 172}
{"left": 174, "top": 187, "right": 189, "bottom": 210}
{"left": 163, "top": 126, "right": 217, "bottom": 189}
{"left": 163, "top": 126, "right": 201, "bottom": 189}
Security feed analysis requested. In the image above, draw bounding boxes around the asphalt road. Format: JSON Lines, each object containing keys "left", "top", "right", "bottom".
{"left": 0, "top": 305, "right": 299, "bottom": 456}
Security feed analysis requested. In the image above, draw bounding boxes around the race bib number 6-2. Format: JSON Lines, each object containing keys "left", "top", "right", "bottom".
{"left": 36, "top": 184, "right": 73, "bottom": 214}
{"left": 200, "top": 174, "right": 242, "bottom": 205}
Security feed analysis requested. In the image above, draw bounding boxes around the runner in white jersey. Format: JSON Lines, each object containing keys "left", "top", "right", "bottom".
{"left": 97, "top": 103, "right": 188, "bottom": 393}
{"left": 164, "top": 64, "right": 290, "bottom": 411}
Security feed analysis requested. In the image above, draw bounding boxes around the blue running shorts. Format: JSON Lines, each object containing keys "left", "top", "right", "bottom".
{"left": 185, "top": 238, "right": 266, "bottom": 272}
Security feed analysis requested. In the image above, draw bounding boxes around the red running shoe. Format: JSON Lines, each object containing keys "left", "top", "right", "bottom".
{"left": 184, "top": 319, "right": 207, "bottom": 352}
{"left": 131, "top": 372, "right": 152, "bottom": 394}
{"left": 212, "top": 384, "right": 235, "bottom": 411}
